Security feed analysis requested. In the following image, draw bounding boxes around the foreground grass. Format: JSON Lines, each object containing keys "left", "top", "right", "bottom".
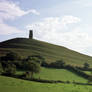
{"left": 0, "top": 76, "right": 92, "bottom": 92}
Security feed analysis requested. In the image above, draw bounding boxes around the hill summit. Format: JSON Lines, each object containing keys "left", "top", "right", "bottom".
{"left": 0, "top": 30, "right": 92, "bottom": 66}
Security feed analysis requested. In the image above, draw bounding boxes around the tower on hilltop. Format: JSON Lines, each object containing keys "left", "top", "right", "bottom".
{"left": 29, "top": 30, "right": 33, "bottom": 39}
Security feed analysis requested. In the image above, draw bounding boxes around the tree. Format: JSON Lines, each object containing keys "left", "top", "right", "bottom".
{"left": 1, "top": 52, "right": 21, "bottom": 61}
{"left": 84, "top": 62, "right": 90, "bottom": 69}
{"left": 26, "top": 55, "right": 45, "bottom": 64}
{"left": 25, "top": 61, "right": 40, "bottom": 79}
{"left": 0, "top": 63, "right": 3, "bottom": 75}
{"left": 21, "top": 55, "right": 43, "bottom": 79}
{"left": 4, "top": 63, "right": 16, "bottom": 76}
{"left": 50, "top": 60, "right": 65, "bottom": 68}
{"left": 88, "top": 76, "right": 92, "bottom": 83}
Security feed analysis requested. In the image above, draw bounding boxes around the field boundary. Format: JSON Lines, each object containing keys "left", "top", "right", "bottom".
{"left": 2, "top": 75, "right": 92, "bottom": 86}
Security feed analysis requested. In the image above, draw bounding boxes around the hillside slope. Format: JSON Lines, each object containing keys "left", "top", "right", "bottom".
{"left": 0, "top": 38, "right": 92, "bottom": 66}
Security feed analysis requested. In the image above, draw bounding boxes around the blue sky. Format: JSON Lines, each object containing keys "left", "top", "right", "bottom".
{"left": 0, "top": 0, "right": 92, "bottom": 56}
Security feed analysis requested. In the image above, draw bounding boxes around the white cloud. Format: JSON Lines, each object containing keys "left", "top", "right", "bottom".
{"left": 0, "top": 1, "right": 40, "bottom": 20}
{"left": 62, "top": 16, "right": 80, "bottom": 25}
{"left": 0, "top": 1, "right": 40, "bottom": 35}
{"left": 27, "top": 15, "right": 80, "bottom": 38}
{"left": 27, "top": 16, "right": 80, "bottom": 35}
{"left": 27, "top": 16, "right": 92, "bottom": 55}
{"left": 28, "top": 9, "right": 40, "bottom": 15}
{"left": 74, "top": 0, "right": 92, "bottom": 7}
{"left": 59, "top": 31, "right": 92, "bottom": 52}
{"left": 0, "top": 21, "right": 21, "bottom": 35}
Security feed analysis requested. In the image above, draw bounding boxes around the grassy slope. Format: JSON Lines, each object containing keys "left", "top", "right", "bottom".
{"left": 16, "top": 67, "right": 87, "bottom": 83}
{"left": 0, "top": 38, "right": 92, "bottom": 66}
{"left": 84, "top": 71, "right": 92, "bottom": 75}
{"left": 0, "top": 76, "right": 92, "bottom": 92}
{"left": 34, "top": 67, "right": 87, "bottom": 83}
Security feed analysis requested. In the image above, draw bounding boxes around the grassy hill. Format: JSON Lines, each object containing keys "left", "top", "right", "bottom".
{"left": 0, "top": 38, "right": 92, "bottom": 66}
{"left": 0, "top": 75, "right": 92, "bottom": 92}
{"left": 0, "top": 38, "right": 92, "bottom": 92}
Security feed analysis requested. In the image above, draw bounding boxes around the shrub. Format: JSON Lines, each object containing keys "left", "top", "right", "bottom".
{"left": 88, "top": 76, "right": 92, "bottom": 83}
{"left": 24, "top": 61, "right": 40, "bottom": 79}
{"left": 4, "top": 63, "right": 16, "bottom": 76}
{"left": 0, "top": 63, "right": 3, "bottom": 75}
{"left": 26, "top": 55, "right": 45, "bottom": 64}
{"left": 0, "top": 52, "right": 21, "bottom": 61}
{"left": 49, "top": 60, "right": 65, "bottom": 68}
{"left": 84, "top": 62, "right": 90, "bottom": 69}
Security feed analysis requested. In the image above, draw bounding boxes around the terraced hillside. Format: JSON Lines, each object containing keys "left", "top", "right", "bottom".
{"left": 0, "top": 38, "right": 92, "bottom": 66}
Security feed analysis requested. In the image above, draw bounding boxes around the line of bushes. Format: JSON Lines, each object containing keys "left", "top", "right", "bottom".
{"left": 30, "top": 78, "right": 92, "bottom": 85}
{"left": 75, "top": 66, "right": 92, "bottom": 71}
{"left": 65, "top": 65, "right": 91, "bottom": 80}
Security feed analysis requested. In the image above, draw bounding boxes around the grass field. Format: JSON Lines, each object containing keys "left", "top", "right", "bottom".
{"left": 16, "top": 67, "right": 87, "bottom": 83}
{"left": 0, "top": 38, "right": 92, "bottom": 66}
{"left": 0, "top": 76, "right": 92, "bottom": 92}
{"left": 84, "top": 71, "right": 92, "bottom": 75}
{"left": 35, "top": 68, "right": 88, "bottom": 83}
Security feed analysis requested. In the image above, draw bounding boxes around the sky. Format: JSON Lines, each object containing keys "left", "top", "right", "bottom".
{"left": 0, "top": 0, "right": 92, "bottom": 56}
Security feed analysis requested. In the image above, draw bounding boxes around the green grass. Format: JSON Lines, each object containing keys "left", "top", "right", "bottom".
{"left": 0, "top": 38, "right": 92, "bottom": 66}
{"left": 0, "top": 75, "right": 92, "bottom": 92}
{"left": 35, "top": 68, "right": 87, "bottom": 83}
{"left": 84, "top": 71, "right": 92, "bottom": 75}
{"left": 16, "top": 67, "right": 87, "bottom": 83}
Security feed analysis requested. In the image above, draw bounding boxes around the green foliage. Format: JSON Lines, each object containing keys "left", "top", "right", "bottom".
{"left": 84, "top": 62, "right": 90, "bottom": 69}
{"left": 88, "top": 76, "right": 92, "bottom": 83}
{"left": 25, "top": 61, "right": 40, "bottom": 78}
{"left": 50, "top": 60, "right": 65, "bottom": 68}
{"left": 1, "top": 52, "right": 21, "bottom": 61}
{"left": 0, "top": 63, "right": 3, "bottom": 75}
{"left": 20, "top": 55, "right": 42, "bottom": 79}
{"left": 26, "top": 55, "right": 45, "bottom": 64}
{"left": 6, "top": 52, "right": 21, "bottom": 61}
{"left": 25, "top": 72, "right": 31, "bottom": 79}
{"left": 4, "top": 63, "right": 16, "bottom": 76}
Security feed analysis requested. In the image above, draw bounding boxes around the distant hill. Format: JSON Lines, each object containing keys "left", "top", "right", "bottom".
{"left": 0, "top": 38, "right": 92, "bottom": 66}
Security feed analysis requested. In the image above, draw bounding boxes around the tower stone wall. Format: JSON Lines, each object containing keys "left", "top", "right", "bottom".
{"left": 29, "top": 30, "right": 33, "bottom": 39}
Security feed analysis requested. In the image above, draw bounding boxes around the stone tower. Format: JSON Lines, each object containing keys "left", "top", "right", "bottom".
{"left": 29, "top": 30, "right": 33, "bottom": 39}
